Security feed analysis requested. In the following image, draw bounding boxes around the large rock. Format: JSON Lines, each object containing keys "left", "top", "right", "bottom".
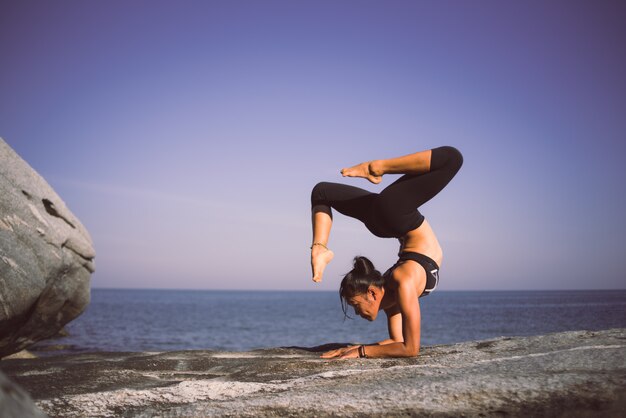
{"left": 0, "top": 138, "right": 94, "bottom": 358}
{"left": 2, "top": 329, "right": 625, "bottom": 417}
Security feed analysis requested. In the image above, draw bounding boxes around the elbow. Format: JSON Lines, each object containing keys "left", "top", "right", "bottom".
{"left": 404, "top": 344, "right": 420, "bottom": 358}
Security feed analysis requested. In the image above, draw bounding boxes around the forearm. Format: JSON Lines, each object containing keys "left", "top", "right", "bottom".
{"left": 377, "top": 338, "right": 400, "bottom": 345}
{"left": 361, "top": 341, "right": 419, "bottom": 358}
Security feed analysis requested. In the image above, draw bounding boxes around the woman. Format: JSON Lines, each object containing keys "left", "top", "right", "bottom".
{"left": 310, "top": 146, "right": 463, "bottom": 359}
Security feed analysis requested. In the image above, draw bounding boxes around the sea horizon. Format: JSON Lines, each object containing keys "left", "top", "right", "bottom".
{"left": 31, "top": 288, "right": 626, "bottom": 356}
{"left": 89, "top": 287, "right": 626, "bottom": 292}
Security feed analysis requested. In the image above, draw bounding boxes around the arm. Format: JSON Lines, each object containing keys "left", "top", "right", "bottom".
{"left": 359, "top": 281, "right": 421, "bottom": 358}
{"left": 320, "top": 306, "right": 398, "bottom": 358}
{"left": 321, "top": 310, "right": 404, "bottom": 358}
{"left": 376, "top": 306, "right": 403, "bottom": 345}
{"left": 338, "top": 263, "right": 422, "bottom": 359}
{"left": 321, "top": 308, "right": 398, "bottom": 358}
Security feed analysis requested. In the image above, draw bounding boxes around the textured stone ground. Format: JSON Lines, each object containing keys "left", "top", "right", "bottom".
{"left": 2, "top": 329, "right": 625, "bottom": 417}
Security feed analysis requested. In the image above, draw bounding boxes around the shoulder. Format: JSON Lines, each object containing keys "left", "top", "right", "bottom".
{"left": 390, "top": 260, "right": 423, "bottom": 284}
{"left": 391, "top": 260, "right": 427, "bottom": 297}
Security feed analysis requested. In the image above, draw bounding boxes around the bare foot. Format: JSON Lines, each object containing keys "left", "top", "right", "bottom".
{"left": 311, "top": 245, "right": 334, "bottom": 283}
{"left": 341, "top": 161, "right": 382, "bottom": 184}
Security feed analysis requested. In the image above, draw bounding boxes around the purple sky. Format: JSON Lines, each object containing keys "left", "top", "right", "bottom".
{"left": 1, "top": 1, "right": 625, "bottom": 290}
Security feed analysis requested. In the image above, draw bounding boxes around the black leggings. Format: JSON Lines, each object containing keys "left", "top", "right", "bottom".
{"left": 311, "top": 146, "right": 463, "bottom": 238}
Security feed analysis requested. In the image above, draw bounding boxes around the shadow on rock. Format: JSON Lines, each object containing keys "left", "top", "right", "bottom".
{"left": 281, "top": 342, "right": 354, "bottom": 352}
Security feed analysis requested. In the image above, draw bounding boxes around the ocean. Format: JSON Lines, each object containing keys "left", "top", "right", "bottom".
{"left": 32, "top": 289, "right": 626, "bottom": 355}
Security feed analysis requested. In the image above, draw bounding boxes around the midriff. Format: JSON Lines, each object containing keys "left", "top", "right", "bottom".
{"left": 399, "top": 219, "right": 443, "bottom": 267}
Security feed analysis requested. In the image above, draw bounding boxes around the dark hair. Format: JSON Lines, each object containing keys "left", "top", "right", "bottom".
{"left": 339, "top": 256, "right": 385, "bottom": 318}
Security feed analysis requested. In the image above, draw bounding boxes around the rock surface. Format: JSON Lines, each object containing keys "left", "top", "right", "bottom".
{"left": 0, "top": 137, "right": 95, "bottom": 358}
{"left": 0, "top": 370, "right": 47, "bottom": 418}
{"left": 2, "top": 329, "right": 625, "bottom": 417}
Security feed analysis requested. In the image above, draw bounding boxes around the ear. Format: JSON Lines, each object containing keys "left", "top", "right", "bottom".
{"left": 367, "top": 286, "right": 378, "bottom": 300}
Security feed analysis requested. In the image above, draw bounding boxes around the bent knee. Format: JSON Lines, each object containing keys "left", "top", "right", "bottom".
{"left": 445, "top": 146, "right": 463, "bottom": 170}
{"left": 311, "top": 182, "right": 331, "bottom": 205}
{"left": 432, "top": 146, "right": 463, "bottom": 172}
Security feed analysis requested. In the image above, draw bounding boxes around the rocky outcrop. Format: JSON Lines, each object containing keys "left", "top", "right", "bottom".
{"left": 0, "top": 138, "right": 94, "bottom": 358}
{"left": 2, "top": 329, "right": 625, "bottom": 417}
{"left": 0, "top": 370, "right": 47, "bottom": 418}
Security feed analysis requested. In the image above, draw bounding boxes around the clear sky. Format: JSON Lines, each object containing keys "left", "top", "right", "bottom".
{"left": 1, "top": 1, "right": 624, "bottom": 291}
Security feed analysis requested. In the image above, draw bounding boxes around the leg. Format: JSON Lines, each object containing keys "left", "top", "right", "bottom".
{"left": 381, "top": 146, "right": 462, "bottom": 204}
{"left": 311, "top": 210, "right": 334, "bottom": 283}
{"left": 310, "top": 182, "right": 377, "bottom": 281}
{"left": 341, "top": 146, "right": 463, "bottom": 180}
{"left": 341, "top": 149, "right": 433, "bottom": 183}
{"left": 340, "top": 162, "right": 383, "bottom": 184}
{"left": 376, "top": 147, "right": 463, "bottom": 235}
{"left": 311, "top": 181, "right": 378, "bottom": 227}
{"left": 371, "top": 149, "right": 433, "bottom": 176}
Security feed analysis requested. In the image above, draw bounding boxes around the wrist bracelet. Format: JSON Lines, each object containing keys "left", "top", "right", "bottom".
{"left": 358, "top": 345, "right": 367, "bottom": 358}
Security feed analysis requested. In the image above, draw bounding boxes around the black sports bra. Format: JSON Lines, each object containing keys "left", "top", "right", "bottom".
{"left": 383, "top": 251, "right": 440, "bottom": 297}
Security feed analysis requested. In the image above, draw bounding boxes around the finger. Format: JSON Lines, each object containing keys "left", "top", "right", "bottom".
{"left": 321, "top": 352, "right": 339, "bottom": 359}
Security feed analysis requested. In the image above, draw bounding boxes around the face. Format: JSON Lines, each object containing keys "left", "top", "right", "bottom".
{"left": 348, "top": 287, "right": 382, "bottom": 321}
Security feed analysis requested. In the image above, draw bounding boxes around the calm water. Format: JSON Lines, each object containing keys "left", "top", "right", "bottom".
{"left": 33, "top": 289, "right": 626, "bottom": 355}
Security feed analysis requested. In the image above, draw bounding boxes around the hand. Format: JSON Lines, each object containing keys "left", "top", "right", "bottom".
{"left": 320, "top": 345, "right": 360, "bottom": 359}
